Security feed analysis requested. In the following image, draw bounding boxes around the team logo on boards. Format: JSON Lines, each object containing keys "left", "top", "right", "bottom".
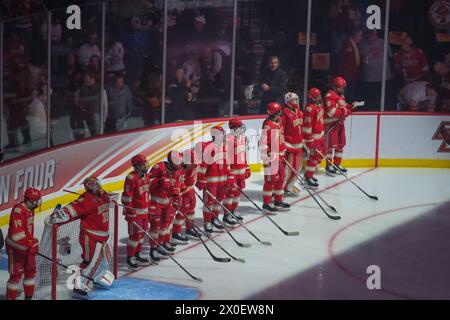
{"left": 432, "top": 121, "right": 450, "bottom": 153}
{"left": 428, "top": 0, "right": 450, "bottom": 29}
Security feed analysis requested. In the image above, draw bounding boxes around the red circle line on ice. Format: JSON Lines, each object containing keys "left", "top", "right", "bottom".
{"left": 328, "top": 201, "right": 450, "bottom": 300}
{"left": 122, "top": 168, "right": 376, "bottom": 280}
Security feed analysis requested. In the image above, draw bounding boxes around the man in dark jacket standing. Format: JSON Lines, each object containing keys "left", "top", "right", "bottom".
{"left": 259, "top": 56, "right": 287, "bottom": 113}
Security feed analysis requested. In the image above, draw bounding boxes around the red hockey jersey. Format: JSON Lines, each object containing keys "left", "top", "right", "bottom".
{"left": 63, "top": 191, "right": 113, "bottom": 242}
{"left": 121, "top": 171, "right": 151, "bottom": 219}
{"left": 324, "top": 90, "right": 351, "bottom": 125}
{"left": 280, "top": 107, "right": 304, "bottom": 152}
{"left": 181, "top": 166, "right": 198, "bottom": 194}
{"left": 226, "top": 134, "right": 248, "bottom": 177}
{"left": 197, "top": 141, "right": 233, "bottom": 186}
{"left": 6, "top": 203, "right": 36, "bottom": 253}
{"left": 394, "top": 48, "right": 429, "bottom": 83}
{"left": 260, "top": 118, "right": 286, "bottom": 159}
{"left": 149, "top": 162, "right": 182, "bottom": 207}
{"left": 303, "top": 102, "right": 325, "bottom": 146}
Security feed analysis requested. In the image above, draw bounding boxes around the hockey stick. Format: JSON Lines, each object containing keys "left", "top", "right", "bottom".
{"left": 284, "top": 159, "right": 341, "bottom": 220}
{"left": 205, "top": 190, "right": 272, "bottom": 246}
{"left": 133, "top": 222, "right": 203, "bottom": 283}
{"left": 287, "top": 169, "right": 338, "bottom": 213}
{"left": 233, "top": 184, "right": 299, "bottom": 236}
{"left": 195, "top": 190, "right": 251, "bottom": 248}
{"left": 176, "top": 210, "right": 245, "bottom": 263}
{"left": 314, "top": 148, "right": 379, "bottom": 200}
{"left": 175, "top": 209, "right": 231, "bottom": 263}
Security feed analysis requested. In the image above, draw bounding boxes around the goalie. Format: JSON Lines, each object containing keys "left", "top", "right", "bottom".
{"left": 49, "top": 177, "right": 115, "bottom": 298}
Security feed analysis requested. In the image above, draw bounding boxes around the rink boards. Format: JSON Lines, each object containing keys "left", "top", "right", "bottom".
{"left": 0, "top": 112, "right": 449, "bottom": 227}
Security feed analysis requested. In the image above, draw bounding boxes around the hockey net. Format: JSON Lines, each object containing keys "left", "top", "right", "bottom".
{"left": 34, "top": 193, "right": 119, "bottom": 300}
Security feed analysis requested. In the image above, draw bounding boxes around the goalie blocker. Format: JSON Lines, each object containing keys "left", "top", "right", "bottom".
{"left": 35, "top": 177, "right": 119, "bottom": 300}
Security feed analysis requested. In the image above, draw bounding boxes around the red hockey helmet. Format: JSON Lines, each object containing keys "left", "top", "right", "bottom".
{"left": 167, "top": 150, "right": 183, "bottom": 171}
{"left": 228, "top": 118, "right": 244, "bottom": 129}
{"left": 333, "top": 76, "right": 347, "bottom": 88}
{"left": 267, "top": 102, "right": 282, "bottom": 115}
{"left": 211, "top": 125, "right": 225, "bottom": 136}
{"left": 308, "top": 88, "right": 322, "bottom": 99}
{"left": 131, "top": 154, "right": 147, "bottom": 166}
{"left": 131, "top": 154, "right": 149, "bottom": 175}
{"left": 83, "top": 176, "right": 102, "bottom": 194}
{"left": 24, "top": 188, "right": 42, "bottom": 209}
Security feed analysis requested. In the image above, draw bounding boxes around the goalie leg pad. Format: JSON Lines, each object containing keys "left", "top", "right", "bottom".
{"left": 79, "top": 238, "right": 113, "bottom": 291}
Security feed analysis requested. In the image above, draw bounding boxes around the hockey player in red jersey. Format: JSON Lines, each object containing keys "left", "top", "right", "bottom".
{"left": 148, "top": 151, "right": 183, "bottom": 261}
{"left": 323, "top": 76, "right": 357, "bottom": 176}
{"left": 260, "top": 102, "right": 291, "bottom": 212}
{"left": 50, "top": 177, "right": 115, "bottom": 298}
{"left": 303, "top": 88, "right": 326, "bottom": 188}
{"left": 196, "top": 126, "right": 236, "bottom": 233}
{"left": 224, "top": 118, "right": 249, "bottom": 221}
{"left": 121, "top": 154, "right": 151, "bottom": 270}
{"left": 5, "top": 188, "right": 41, "bottom": 300}
{"left": 281, "top": 92, "right": 304, "bottom": 194}
{"left": 172, "top": 148, "right": 200, "bottom": 242}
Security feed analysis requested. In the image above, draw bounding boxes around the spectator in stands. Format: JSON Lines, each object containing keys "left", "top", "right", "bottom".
{"left": 359, "top": 29, "right": 393, "bottom": 109}
{"left": 78, "top": 31, "right": 101, "bottom": 68}
{"left": 166, "top": 67, "right": 192, "bottom": 122}
{"left": 260, "top": 31, "right": 291, "bottom": 76}
{"left": 122, "top": 16, "right": 151, "bottom": 85}
{"left": 336, "top": 28, "right": 363, "bottom": 102}
{"left": 105, "top": 73, "right": 133, "bottom": 132}
{"left": 88, "top": 54, "right": 101, "bottom": 82}
{"left": 398, "top": 81, "right": 437, "bottom": 112}
{"left": 433, "top": 62, "right": 450, "bottom": 112}
{"left": 195, "top": 47, "right": 222, "bottom": 119}
{"left": 189, "top": 13, "right": 209, "bottom": 47}
{"left": 41, "top": 15, "right": 62, "bottom": 43}
{"left": 4, "top": 65, "right": 34, "bottom": 150}
{"left": 72, "top": 68, "right": 108, "bottom": 139}
{"left": 259, "top": 56, "right": 287, "bottom": 113}
{"left": 105, "top": 32, "right": 125, "bottom": 74}
{"left": 27, "top": 86, "right": 48, "bottom": 136}
{"left": 134, "top": 57, "right": 162, "bottom": 127}
{"left": 182, "top": 46, "right": 202, "bottom": 107}
{"left": 65, "top": 52, "right": 84, "bottom": 93}
{"left": 394, "top": 37, "right": 429, "bottom": 85}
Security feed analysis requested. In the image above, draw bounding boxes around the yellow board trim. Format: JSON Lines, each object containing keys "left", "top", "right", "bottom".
{"left": 377, "top": 159, "right": 450, "bottom": 168}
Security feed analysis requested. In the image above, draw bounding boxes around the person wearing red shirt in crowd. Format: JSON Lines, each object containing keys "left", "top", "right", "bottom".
{"left": 336, "top": 28, "right": 363, "bottom": 101}
{"left": 280, "top": 92, "right": 304, "bottom": 195}
{"left": 121, "top": 154, "right": 151, "bottom": 270}
{"left": 147, "top": 151, "right": 184, "bottom": 262}
{"left": 303, "top": 88, "right": 326, "bottom": 189}
{"left": 260, "top": 102, "right": 291, "bottom": 213}
{"left": 5, "top": 188, "right": 42, "bottom": 300}
{"left": 324, "top": 77, "right": 358, "bottom": 176}
{"left": 394, "top": 37, "right": 429, "bottom": 84}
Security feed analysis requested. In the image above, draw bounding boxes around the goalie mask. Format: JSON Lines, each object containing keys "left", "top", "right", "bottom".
{"left": 131, "top": 154, "right": 149, "bottom": 176}
{"left": 83, "top": 177, "right": 103, "bottom": 195}
{"left": 285, "top": 92, "right": 300, "bottom": 109}
{"left": 24, "top": 188, "right": 42, "bottom": 210}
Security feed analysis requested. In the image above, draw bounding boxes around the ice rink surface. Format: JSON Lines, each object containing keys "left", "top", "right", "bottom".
{"left": 1, "top": 167, "right": 450, "bottom": 300}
